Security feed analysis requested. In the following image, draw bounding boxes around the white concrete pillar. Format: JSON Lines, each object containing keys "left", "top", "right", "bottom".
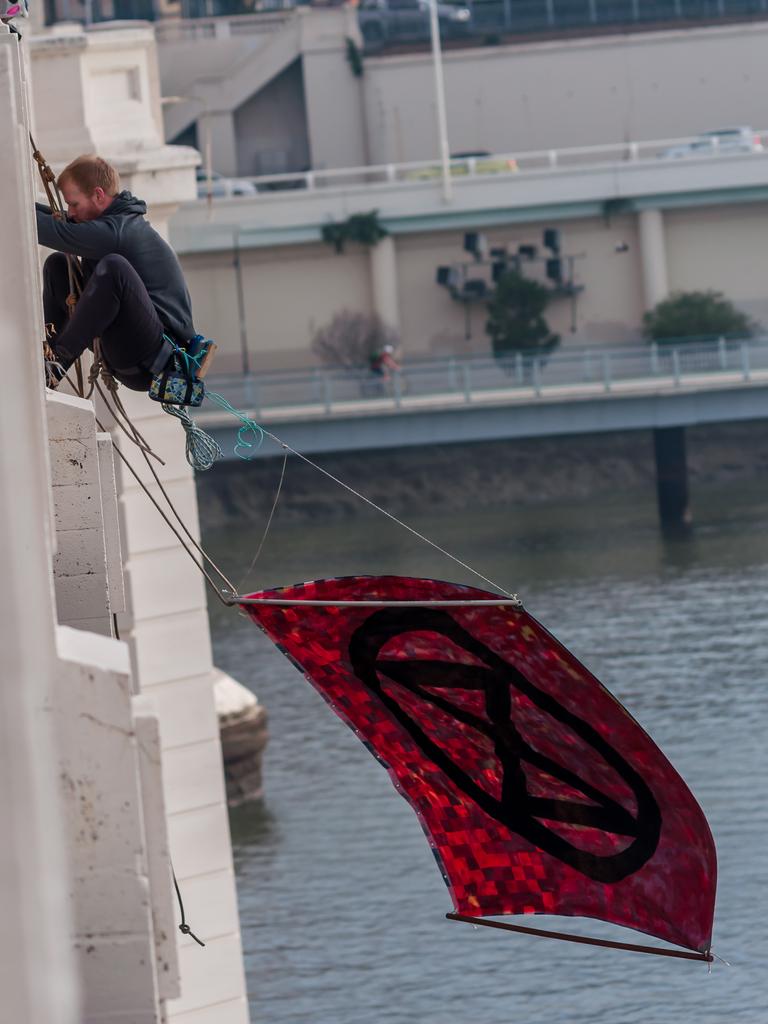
{"left": 369, "top": 234, "right": 401, "bottom": 331}
{"left": 205, "top": 109, "right": 239, "bottom": 178}
{"left": 47, "top": 393, "right": 119, "bottom": 638}
{"left": 0, "top": 26, "right": 79, "bottom": 1024}
{"left": 300, "top": 9, "right": 368, "bottom": 169}
{"left": 53, "top": 627, "right": 166, "bottom": 1024}
{"left": 638, "top": 207, "right": 669, "bottom": 311}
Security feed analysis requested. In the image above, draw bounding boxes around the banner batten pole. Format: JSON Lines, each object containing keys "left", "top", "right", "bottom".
{"left": 446, "top": 913, "right": 713, "bottom": 962}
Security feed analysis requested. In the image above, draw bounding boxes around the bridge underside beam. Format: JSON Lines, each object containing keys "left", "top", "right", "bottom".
{"left": 204, "top": 382, "right": 768, "bottom": 461}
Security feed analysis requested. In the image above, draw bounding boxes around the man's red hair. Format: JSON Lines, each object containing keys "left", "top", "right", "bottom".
{"left": 57, "top": 155, "right": 120, "bottom": 196}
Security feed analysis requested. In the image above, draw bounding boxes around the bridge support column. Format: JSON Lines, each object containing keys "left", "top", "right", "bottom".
{"left": 638, "top": 208, "right": 669, "bottom": 310}
{"left": 653, "top": 426, "right": 690, "bottom": 528}
{"left": 370, "top": 234, "right": 401, "bottom": 332}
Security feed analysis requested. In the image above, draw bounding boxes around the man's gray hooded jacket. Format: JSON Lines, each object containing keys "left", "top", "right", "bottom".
{"left": 36, "top": 191, "right": 195, "bottom": 342}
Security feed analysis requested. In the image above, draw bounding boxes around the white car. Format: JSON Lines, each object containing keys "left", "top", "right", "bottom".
{"left": 195, "top": 169, "right": 258, "bottom": 199}
{"left": 660, "top": 126, "right": 763, "bottom": 159}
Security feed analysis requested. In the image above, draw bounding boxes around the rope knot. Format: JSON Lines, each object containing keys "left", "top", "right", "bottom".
{"left": 177, "top": 922, "right": 206, "bottom": 947}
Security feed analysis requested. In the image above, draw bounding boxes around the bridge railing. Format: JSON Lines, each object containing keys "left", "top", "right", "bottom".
{"left": 205, "top": 337, "right": 768, "bottom": 417}
{"left": 192, "top": 130, "right": 768, "bottom": 199}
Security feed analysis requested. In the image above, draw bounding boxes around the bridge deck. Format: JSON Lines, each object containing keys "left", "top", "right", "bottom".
{"left": 198, "top": 360, "right": 768, "bottom": 459}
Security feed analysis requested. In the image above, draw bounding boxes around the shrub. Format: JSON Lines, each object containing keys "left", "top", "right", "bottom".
{"left": 311, "top": 310, "right": 401, "bottom": 369}
{"left": 643, "top": 290, "right": 755, "bottom": 343}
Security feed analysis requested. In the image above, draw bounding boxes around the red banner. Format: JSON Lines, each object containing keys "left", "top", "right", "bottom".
{"left": 242, "top": 575, "right": 716, "bottom": 953}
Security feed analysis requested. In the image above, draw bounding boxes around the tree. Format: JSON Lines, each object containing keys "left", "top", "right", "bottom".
{"left": 643, "top": 290, "right": 755, "bottom": 343}
{"left": 485, "top": 270, "right": 559, "bottom": 366}
{"left": 311, "top": 310, "right": 400, "bottom": 369}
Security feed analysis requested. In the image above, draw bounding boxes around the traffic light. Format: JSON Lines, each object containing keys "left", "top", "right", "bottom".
{"left": 543, "top": 228, "right": 560, "bottom": 253}
{"left": 463, "top": 232, "right": 488, "bottom": 261}
{"left": 546, "top": 257, "right": 563, "bottom": 284}
{"left": 462, "top": 279, "right": 487, "bottom": 298}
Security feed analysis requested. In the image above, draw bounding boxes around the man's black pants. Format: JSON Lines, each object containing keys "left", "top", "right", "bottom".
{"left": 44, "top": 252, "right": 166, "bottom": 391}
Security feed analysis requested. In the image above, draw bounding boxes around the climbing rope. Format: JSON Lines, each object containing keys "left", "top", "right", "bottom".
{"left": 204, "top": 390, "right": 264, "bottom": 460}
{"left": 237, "top": 448, "right": 288, "bottom": 594}
{"left": 30, "top": 134, "right": 85, "bottom": 392}
{"left": 30, "top": 133, "right": 62, "bottom": 216}
{"left": 29, "top": 138, "right": 515, "bottom": 606}
{"left": 172, "top": 865, "right": 205, "bottom": 948}
{"left": 163, "top": 402, "right": 223, "bottom": 472}
{"left": 29, "top": 132, "right": 214, "bottom": 942}
{"left": 87, "top": 339, "right": 165, "bottom": 464}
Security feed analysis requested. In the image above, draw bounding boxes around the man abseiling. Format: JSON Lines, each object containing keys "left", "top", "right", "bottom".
{"left": 36, "top": 154, "right": 195, "bottom": 390}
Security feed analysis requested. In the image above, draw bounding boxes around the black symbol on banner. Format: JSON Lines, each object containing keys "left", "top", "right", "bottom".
{"left": 348, "top": 608, "right": 661, "bottom": 883}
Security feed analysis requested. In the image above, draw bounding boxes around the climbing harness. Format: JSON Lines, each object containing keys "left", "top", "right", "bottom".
{"left": 149, "top": 339, "right": 206, "bottom": 408}
{"left": 149, "top": 335, "right": 227, "bottom": 472}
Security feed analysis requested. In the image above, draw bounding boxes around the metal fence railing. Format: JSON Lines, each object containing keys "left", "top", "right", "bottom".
{"left": 358, "top": 0, "right": 768, "bottom": 53}
{"left": 64, "top": 1, "right": 768, "bottom": 45}
{"left": 194, "top": 129, "right": 768, "bottom": 198}
{"left": 203, "top": 336, "right": 768, "bottom": 418}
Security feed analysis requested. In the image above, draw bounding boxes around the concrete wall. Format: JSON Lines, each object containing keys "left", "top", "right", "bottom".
{"left": 160, "top": 9, "right": 366, "bottom": 177}
{"left": 299, "top": 8, "right": 368, "bottom": 170}
{"left": 52, "top": 627, "right": 173, "bottom": 1024}
{"left": 2, "top": 23, "right": 184, "bottom": 1024}
{"left": 178, "top": 199, "right": 768, "bottom": 370}
{"left": 361, "top": 22, "right": 768, "bottom": 164}
{"left": 49, "top": 392, "right": 126, "bottom": 637}
{"left": 393, "top": 214, "right": 645, "bottom": 356}
{"left": 235, "top": 59, "right": 310, "bottom": 176}
{"left": 156, "top": 15, "right": 768, "bottom": 175}
{"left": 665, "top": 202, "right": 768, "bottom": 326}
{"left": 182, "top": 240, "right": 374, "bottom": 372}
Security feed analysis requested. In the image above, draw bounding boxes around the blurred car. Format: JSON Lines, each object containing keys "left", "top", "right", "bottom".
{"left": 196, "top": 169, "right": 258, "bottom": 198}
{"left": 405, "top": 149, "right": 518, "bottom": 181}
{"left": 358, "top": 0, "right": 472, "bottom": 50}
{"left": 660, "top": 126, "right": 763, "bottom": 159}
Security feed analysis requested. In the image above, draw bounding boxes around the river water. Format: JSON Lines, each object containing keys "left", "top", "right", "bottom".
{"left": 205, "top": 479, "right": 768, "bottom": 1024}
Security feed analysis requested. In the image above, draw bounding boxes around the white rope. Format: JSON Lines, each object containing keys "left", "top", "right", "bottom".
{"left": 238, "top": 448, "right": 289, "bottom": 593}
{"left": 238, "top": 426, "right": 517, "bottom": 600}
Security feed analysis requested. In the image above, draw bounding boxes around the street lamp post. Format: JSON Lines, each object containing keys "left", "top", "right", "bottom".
{"left": 427, "top": 0, "right": 452, "bottom": 202}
